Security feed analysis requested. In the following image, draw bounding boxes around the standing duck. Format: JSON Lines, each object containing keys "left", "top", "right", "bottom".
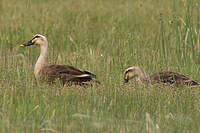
{"left": 123, "top": 66, "right": 200, "bottom": 87}
{"left": 20, "top": 34, "right": 100, "bottom": 85}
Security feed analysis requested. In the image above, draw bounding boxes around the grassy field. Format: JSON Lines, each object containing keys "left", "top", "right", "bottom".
{"left": 0, "top": 0, "right": 200, "bottom": 132}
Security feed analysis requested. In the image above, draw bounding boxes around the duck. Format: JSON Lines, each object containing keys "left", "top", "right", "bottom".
{"left": 20, "top": 34, "right": 100, "bottom": 85}
{"left": 123, "top": 66, "right": 200, "bottom": 87}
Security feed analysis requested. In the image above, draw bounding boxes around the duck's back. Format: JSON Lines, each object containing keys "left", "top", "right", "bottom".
{"left": 149, "top": 72, "right": 199, "bottom": 86}
{"left": 39, "top": 65, "right": 97, "bottom": 85}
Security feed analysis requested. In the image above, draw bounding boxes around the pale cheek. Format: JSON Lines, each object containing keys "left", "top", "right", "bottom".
{"left": 34, "top": 40, "right": 42, "bottom": 46}
{"left": 34, "top": 41, "right": 41, "bottom": 46}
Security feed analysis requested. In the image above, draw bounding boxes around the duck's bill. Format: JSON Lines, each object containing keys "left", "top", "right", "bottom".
{"left": 20, "top": 40, "right": 34, "bottom": 47}
{"left": 124, "top": 79, "right": 129, "bottom": 83}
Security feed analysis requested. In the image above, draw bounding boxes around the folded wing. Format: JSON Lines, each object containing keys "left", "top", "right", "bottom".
{"left": 40, "top": 65, "right": 98, "bottom": 85}
{"left": 150, "top": 72, "right": 200, "bottom": 87}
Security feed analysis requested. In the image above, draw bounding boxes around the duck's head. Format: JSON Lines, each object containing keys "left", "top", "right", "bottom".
{"left": 20, "top": 34, "right": 47, "bottom": 47}
{"left": 123, "top": 66, "right": 140, "bottom": 83}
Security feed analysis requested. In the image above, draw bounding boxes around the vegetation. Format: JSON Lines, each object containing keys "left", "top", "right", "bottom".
{"left": 0, "top": 0, "right": 200, "bottom": 132}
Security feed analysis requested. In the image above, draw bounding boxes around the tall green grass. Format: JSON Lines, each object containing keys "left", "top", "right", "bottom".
{"left": 0, "top": 0, "right": 200, "bottom": 132}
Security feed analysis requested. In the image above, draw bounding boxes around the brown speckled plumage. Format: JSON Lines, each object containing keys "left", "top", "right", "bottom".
{"left": 149, "top": 72, "right": 199, "bottom": 86}
{"left": 39, "top": 65, "right": 98, "bottom": 85}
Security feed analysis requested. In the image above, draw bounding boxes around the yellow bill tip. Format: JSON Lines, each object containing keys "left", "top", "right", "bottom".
{"left": 20, "top": 44, "right": 24, "bottom": 47}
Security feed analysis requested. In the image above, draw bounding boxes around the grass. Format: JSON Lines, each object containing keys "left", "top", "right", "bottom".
{"left": 0, "top": 0, "right": 200, "bottom": 132}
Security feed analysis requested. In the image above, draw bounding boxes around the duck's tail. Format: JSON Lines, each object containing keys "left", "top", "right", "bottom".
{"left": 185, "top": 80, "right": 200, "bottom": 87}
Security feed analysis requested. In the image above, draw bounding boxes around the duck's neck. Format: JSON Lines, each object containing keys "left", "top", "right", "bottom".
{"left": 34, "top": 44, "right": 49, "bottom": 78}
{"left": 135, "top": 67, "right": 149, "bottom": 84}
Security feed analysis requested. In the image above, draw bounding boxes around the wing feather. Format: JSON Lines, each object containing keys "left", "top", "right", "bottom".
{"left": 39, "top": 65, "right": 97, "bottom": 84}
{"left": 150, "top": 72, "right": 199, "bottom": 86}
